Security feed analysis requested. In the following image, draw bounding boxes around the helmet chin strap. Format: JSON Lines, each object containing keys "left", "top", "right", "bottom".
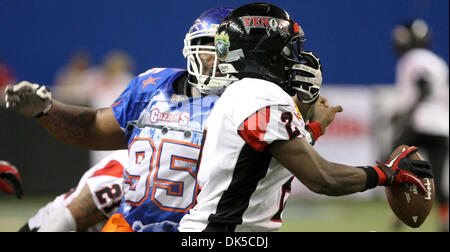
{"left": 182, "top": 75, "right": 193, "bottom": 97}
{"left": 203, "top": 76, "right": 211, "bottom": 85}
{"left": 185, "top": 75, "right": 208, "bottom": 97}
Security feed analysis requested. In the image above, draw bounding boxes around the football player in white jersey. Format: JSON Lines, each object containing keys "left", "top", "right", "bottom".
{"left": 390, "top": 19, "right": 449, "bottom": 232}
{"left": 5, "top": 6, "right": 340, "bottom": 232}
{"left": 178, "top": 3, "right": 434, "bottom": 232}
{"left": 17, "top": 150, "right": 126, "bottom": 232}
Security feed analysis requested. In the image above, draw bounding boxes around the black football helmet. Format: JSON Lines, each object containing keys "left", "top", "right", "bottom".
{"left": 214, "top": 2, "right": 321, "bottom": 103}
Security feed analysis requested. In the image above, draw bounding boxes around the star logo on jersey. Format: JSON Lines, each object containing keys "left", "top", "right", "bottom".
{"left": 142, "top": 76, "right": 161, "bottom": 89}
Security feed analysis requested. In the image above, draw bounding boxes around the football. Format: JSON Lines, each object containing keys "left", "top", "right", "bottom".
{"left": 384, "top": 145, "right": 434, "bottom": 228}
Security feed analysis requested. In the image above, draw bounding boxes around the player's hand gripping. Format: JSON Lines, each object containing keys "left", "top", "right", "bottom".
{"left": 0, "top": 161, "right": 24, "bottom": 199}
{"left": 374, "top": 146, "right": 433, "bottom": 193}
{"left": 5, "top": 81, "right": 52, "bottom": 117}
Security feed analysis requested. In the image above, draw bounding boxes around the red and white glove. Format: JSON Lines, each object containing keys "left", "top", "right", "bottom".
{"left": 0, "top": 161, "right": 24, "bottom": 199}
{"left": 373, "top": 146, "right": 433, "bottom": 193}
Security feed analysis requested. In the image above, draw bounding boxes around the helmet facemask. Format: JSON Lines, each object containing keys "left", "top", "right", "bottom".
{"left": 183, "top": 25, "right": 235, "bottom": 95}
{"left": 282, "top": 35, "right": 322, "bottom": 104}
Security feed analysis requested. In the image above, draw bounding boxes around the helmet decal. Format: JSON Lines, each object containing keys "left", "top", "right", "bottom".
{"left": 239, "top": 16, "right": 290, "bottom": 35}
{"left": 215, "top": 31, "right": 230, "bottom": 61}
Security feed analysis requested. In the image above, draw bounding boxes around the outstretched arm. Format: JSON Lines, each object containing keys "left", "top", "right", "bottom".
{"left": 270, "top": 138, "right": 366, "bottom": 196}
{"left": 270, "top": 138, "right": 433, "bottom": 196}
{"left": 5, "top": 81, "right": 127, "bottom": 150}
{"left": 38, "top": 100, "right": 127, "bottom": 150}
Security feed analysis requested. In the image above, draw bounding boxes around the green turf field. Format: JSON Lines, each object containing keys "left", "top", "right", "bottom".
{"left": 279, "top": 198, "right": 439, "bottom": 232}
{"left": 0, "top": 195, "right": 55, "bottom": 232}
{"left": 0, "top": 195, "right": 440, "bottom": 232}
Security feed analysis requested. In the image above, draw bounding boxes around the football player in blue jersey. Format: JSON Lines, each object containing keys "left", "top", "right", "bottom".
{"left": 5, "top": 6, "right": 340, "bottom": 232}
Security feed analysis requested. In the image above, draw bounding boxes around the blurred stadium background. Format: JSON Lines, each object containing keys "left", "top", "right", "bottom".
{"left": 0, "top": 0, "right": 448, "bottom": 232}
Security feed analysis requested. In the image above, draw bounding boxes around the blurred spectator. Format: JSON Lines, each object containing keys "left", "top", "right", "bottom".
{"left": 391, "top": 19, "right": 449, "bottom": 232}
{"left": 53, "top": 50, "right": 134, "bottom": 108}
{"left": 53, "top": 49, "right": 134, "bottom": 165}
{"left": 83, "top": 50, "right": 134, "bottom": 109}
{"left": 53, "top": 50, "right": 92, "bottom": 105}
{"left": 0, "top": 52, "right": 17, "bottom": 103}
{"left": 83, "top": 50, "right": 134, "bottom": 165}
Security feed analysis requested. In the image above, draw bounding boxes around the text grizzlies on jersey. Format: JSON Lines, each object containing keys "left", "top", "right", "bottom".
{"left": 149, "top": 108, "right": 190, "bottom": 126}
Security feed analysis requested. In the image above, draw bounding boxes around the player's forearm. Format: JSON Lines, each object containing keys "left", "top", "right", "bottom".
{"left": 67, "top": 185, "right": 107, "bottom": 232}
{"left": 270, "top": 138, "right": 367, "bottom": 196}
{"left": 37, "top": 100, "right": 102, "bottom": 149}
{"left": 318, "top": 161, "right": 367, "bottom": 196}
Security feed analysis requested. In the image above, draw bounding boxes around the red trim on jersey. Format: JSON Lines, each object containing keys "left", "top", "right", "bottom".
{"left": 90, "top": 160, "right": 124, "bottom": 178}
{"left": 238, "top": 106, "right": 271, "bottom": 152}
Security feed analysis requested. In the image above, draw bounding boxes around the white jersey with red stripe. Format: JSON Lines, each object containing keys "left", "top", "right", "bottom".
{"left": 27, "top": 150, "right": 126, "bottom": 232}
{"left": 179, "top": 77, "right": 308, "bottom": 232}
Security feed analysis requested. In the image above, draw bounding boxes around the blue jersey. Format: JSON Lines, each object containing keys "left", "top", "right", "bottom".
{"left": 111, "top": 68, "right": 218, "bottom": 231}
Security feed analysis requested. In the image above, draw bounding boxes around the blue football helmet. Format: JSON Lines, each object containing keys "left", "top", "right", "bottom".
{"left": 183, "top": 7, "right": 235, "bottom": 95}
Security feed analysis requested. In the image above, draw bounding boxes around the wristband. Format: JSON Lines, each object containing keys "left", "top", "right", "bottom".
{"left": 372, "top": 166, "right": 387, "bottom": 185}
{"left": 305, "top": 121, "right": 322, "bottom": 142}
{"left": 357, "top": 166, "right": 380, "bottom": 191}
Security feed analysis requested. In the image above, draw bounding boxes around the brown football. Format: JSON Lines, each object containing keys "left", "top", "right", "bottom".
{"left": 384, "top": 145, "right": 434, "bottom": 228}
